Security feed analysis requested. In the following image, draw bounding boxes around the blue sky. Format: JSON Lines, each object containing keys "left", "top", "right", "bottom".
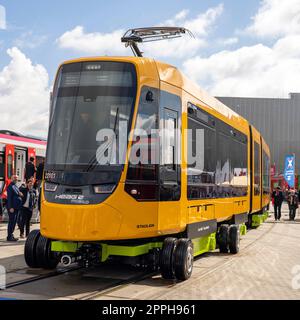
{"left": 1, "top": 0, "right": 300, "bottom": 136}
{"left": 0, "top": 0, "right": 261, "bottom": 80}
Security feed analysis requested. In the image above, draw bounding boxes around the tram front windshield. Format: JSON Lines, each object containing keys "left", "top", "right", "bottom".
{"left": 46, "top": 61, "right": 137, "bottom": 171}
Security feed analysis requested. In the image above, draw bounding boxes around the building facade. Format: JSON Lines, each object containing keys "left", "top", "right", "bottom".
{"left": 216, "top": 93, "right": 300, "bottom": 176}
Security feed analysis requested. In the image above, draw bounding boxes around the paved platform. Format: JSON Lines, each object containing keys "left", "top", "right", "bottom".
{"left": 0, "top": 204, "right": 300, "bottom": 300}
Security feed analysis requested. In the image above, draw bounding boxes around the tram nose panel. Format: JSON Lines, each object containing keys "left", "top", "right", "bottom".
{"left": 41, "top": 202, "right": 122, "bottom": 241}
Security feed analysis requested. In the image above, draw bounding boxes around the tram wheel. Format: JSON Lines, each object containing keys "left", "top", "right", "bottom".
{"left": 24, "top": 229, "right": 41, "bottom": 268}
{"left": 160, "top": 237, "right": 177, "bottom": 279}
{"left": 228, "top": 225, "right": 240, "bottom": 254}
{"left": 174, "top": 238, "right": 194, "bottom": 281}
{"left": 36, "top": 234, "right": 59, "bottom": 269}
{"left": 217, "top": 225, "right": 229, "bottom": 253}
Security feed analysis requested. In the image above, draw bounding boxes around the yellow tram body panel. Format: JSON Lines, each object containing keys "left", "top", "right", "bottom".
{"left": 156, "top": 61, "right": 251, "bottom": 227}
{"left": 41, "top": 56, "right": 267, "bottom": 242}
{"left": 261, "top": 137, "right": 271, "bottom": 209}
{"left": 251, "top": 125, "right": 262, "bottom": 213}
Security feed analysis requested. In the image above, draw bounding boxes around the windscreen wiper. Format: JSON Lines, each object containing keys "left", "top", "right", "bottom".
{"left": 85, "top": 108, "right": 120, "bottom": 172}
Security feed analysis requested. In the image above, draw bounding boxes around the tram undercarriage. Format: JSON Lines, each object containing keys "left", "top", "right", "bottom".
{"left": 25, "top": 216, "right": 261, "bottom": 281}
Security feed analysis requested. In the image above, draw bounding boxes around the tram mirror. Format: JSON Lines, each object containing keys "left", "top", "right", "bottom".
{"left": 49, "top": 91, "right": 53, "bottom": 124}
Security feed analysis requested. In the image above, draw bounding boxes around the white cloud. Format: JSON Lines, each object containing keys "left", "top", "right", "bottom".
{"left": 57, "top": 4, "right": 224, "bottom": 59}
{"left": 164, "top": 9, "right": 190, "bottom": 26}
{"left": 217, "top": 37, "right": 239, "bottom": 46}
{"left": 273, "top": 35, "right": 300, "bottom": 58}
{"left": 182, "top": 4, "right": 223, "bottom": 37}
{"left": 0, "top": 47, "right": 50, "bottom": 137}
{"left": 57, "top": 26, "right": 129, "bottom": 55}
{"left": 0, "top": 5, "right": 6, "bottom": 30}
{"left": 162, "top": 4, "right": 223, "bottom": 37}
{"left": 139, "top": 4, "right": 224, "bottom": 59}
{"left": 182, "top": 1, "right": 300, "bottom": 98}
{"left": 246, "top": 0, "right": 300, "bottom": 38}
{"left": 140, "top": 36, "right": 206, "bottom": 59}
{"left": 183, "top": 35, "right": 300, "bottom": 98}
{"left": 14, "top": 31, "right": 47, "bottom": 49}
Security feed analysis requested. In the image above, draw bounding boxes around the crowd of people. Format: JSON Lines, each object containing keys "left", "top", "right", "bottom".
{"left": 1, "top": 157, "right": 44, "bottom": 242}
{"left": 271, "top": 186, "right": 300, "bottom": 221}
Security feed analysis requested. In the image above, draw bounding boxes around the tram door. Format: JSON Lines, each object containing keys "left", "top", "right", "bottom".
{"left": 160, "top": 108, "right": 180, "bottom": 196}
{"left": 158, "top": 88, "right": 182, "bottom": 232}
{"left": 0, "top": 152, "right": 4, "bottom": 193}
{"left": 15, "top": 149, "right": 26, "bottom": 186}
{"left": 5, "top": 144, "right": 14, "bottom": 184}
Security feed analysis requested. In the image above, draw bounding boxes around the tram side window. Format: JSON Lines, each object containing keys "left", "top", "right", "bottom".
{"left": 187, "top": 117, "right": 217, "bottom": 199}
{"left": 216, "top": 132, "right": 231, "bottom": 193}
{"left": 262, "top": 151, "right": 270, "bottom": 195}
{"left": 216, "top": 122, "right": 248, "bottom": 198}
{"left": 254, "top": 142, "right": 260, "bottom": 195}
{"left": 0, "top": 154, "right": 4, "bottom": 193}
{"left": 7, "top": 154, "right": 13, "bottom": 179}
{"left": 187, "top": 105, "right": 248, "bottom": 200}
{"left": 230, "top": 135, "right": 248, "bottom": 197}
{"left": 0, "top": 154, "right": 4, "bottom": 180}
{"left": 127, "top": 86, "right": 159, "bottom": 181}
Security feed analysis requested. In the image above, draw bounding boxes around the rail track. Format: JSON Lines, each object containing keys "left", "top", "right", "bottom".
{"left": 79, "top": 221, "right": 277, "bottom": 300}
{"left": 1, "top": 220, "right": 276, "bottom": 299}
{"left": 4, "top": 265, "right": 83, "bottom": 290}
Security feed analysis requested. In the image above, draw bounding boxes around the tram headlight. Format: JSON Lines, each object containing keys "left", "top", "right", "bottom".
{"left": 44, "top": 182, "right": 58, "bottom": 192}
{"left": 93, "top": 184, "right": 116, "bottom": 194}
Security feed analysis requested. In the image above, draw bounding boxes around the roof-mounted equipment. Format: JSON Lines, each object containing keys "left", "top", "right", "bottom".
{"left": 121, "top": 27, "right": 194, "bottom": 57}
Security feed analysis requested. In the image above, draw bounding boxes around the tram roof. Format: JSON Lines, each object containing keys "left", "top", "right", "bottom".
{"left": 60, "top": 56, "right": 250, "bottom": 131}
{"left": 0, "top": 130, "right": 47, "bottom": 147}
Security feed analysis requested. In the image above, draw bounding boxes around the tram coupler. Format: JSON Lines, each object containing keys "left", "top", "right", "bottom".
{"left": 77, "top": 244, "right": 101, "bottom": 268}
{"left": 60, "top": 254, "right": 82, "bottom": 267}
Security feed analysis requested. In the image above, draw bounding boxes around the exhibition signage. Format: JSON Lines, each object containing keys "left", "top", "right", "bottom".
{"left": 284, "top": 154, "right": 295, "bottom": 188}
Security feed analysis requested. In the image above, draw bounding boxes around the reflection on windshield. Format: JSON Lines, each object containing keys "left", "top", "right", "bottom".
{"left": 51, "top": 95, "right": 132, "bottom": 165}
{"left": 46, "top": 62, "right": 137, "bottom": 170}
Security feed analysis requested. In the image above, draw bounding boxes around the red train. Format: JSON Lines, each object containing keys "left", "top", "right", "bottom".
{"left": 0, "top": 130, "right": 46, "bottom": 207}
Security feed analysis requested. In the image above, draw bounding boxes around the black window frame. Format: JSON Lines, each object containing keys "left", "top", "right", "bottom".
{"left": 7, "top": 154, "right": 13, "bottom": 180}
{"left": 126, "top": 86, "right": 159, "bottom": 183}
{"left": 262, "top": 151, "right": 270, "bottom": 195}
{"left": 187, "top": 102, "right": 248, "bottom": 200}
{"left": 0, "top": 152, "right": 5, "bottom": 182}
{"left": 125, "top": 88, "right": 182, "bottom": 202}
{"left": 45, "top": 61, "right": 138, "bottom": 172}
{"left": 254, "top": 142, "right": 261, "bottom": 196}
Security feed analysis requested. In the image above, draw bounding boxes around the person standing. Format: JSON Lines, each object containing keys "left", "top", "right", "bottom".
{"left": 35, "top": 160, "right": 44, "bottom": 215}
{"left": 24, "top": 157, "right": 36, "bottom": 181}
{"left": 272, "top": 186, "right": 284, "bottom": 221}
{"left": 19, "top": 179, "right": 37, "bottom": 238}
{"left": 36, "top": 161, "right": 44, "bottom": 187}
{"left": 0, "top": 195, "right": 3, "bottom": 223}
{"left": 6, "top": 175, "right": 23, "bottom": 241}
{"left": 287, "top": 189, "right": 299, "bottom": 221}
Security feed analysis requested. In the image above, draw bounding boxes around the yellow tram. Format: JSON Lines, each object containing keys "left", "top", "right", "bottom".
{"left": 25, "top": 28, "right": 271, "bottom": 280}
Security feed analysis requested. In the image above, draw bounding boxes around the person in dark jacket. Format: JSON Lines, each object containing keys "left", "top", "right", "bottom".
{"left": 36, "top": 161, "right": 44, "bottom": 183}
{"left": 0, "top": 196, "right": 3, "bottom": 222}
{"left": 287, "top": 189, "right": 299, "bottom": 221}
{"left": 35, "top": 161, "right": 44, "bottom": 213}
{"left": 24, "top": 157, "right": 36, "bottom": 181}
{"left": 19, "top": 179, "right": 37, "bottom": 238}
{"left": 6, "top": 175, "right": 23, "bottom": 241}
{"left": 272, "top": 186, "right": 284, "bottom": 221}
